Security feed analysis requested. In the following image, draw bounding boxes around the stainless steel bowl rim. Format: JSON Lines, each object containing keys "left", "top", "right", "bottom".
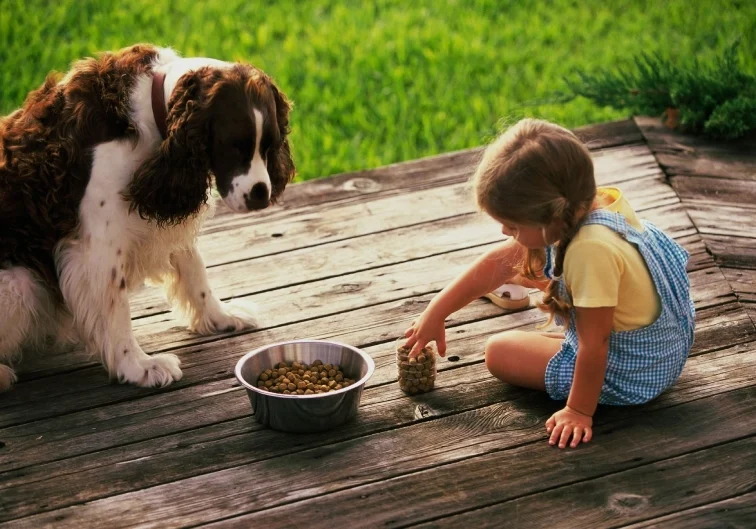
{"left": 234, "top": 339, "right": 375, "bottom": 399}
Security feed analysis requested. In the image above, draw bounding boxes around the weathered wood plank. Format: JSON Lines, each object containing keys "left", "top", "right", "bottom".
{"left": 704, "top": 234, "right": 756, "bottom": 269}
{"left": 410, "top": 436, "right": 756, "bottom": 529}
{"left": 0, "top": 315, "right": 752, "bottom": 521}
{"left": 201, "top": 140, "right": 661, "bottom": 238}
{"left": 747, "top": 304, "right": 756, "bottom": 330}
{"left": 624, "top": 491, "right": 756, "bottom": 529}
{"left": 204, "top": 387, "right": 756, "bottom": 529}
{"left": 17, "top": 221, "right": 710, "bottom": 381}
{"left": 18, "top": 197, "right": 699, "bottom": 378}
{"left": 635, "top": 116, "right": 756, "bottom": 180}
{"left": 722, "top": 268, "right": 756, "bottom": 303}
{"left": 572, "top": 119, "right": 645, "bottom": 150}
{"left": 130, "top": 212, "right": 500, "bottom": 318}
{"left": 196, "top": 155, "right": 669, "bottom": 272}
{"left": 129, "top": 176, "right": 679, "bottom": 320}
{"left": 686, "top": 204, "right": 756, "bottom": 239}
{"left": 0, "top": 368, "right": 520, "bottom": 520}
{"left": 8, "top": 383, "right": 755, "bottom": 529}
{"left": 2, "top": 249, "right": 725, "bottom": 427}
{"left": 1, "top": 117, "right": 755, "bottom": 529}
{"left": 0, "top": 310, "right": 538, "bottom": 471}
{"left": 2, "top": 300, "right": 750, "bottom": 475}
{"left": 131, "top": 204, "right": 697, "bottom": 350}
{"left": 0, "top": 304, "right": 756, "bottom": 524}
{"left": 671, "top": 175, "right": 756, "bottom": 208}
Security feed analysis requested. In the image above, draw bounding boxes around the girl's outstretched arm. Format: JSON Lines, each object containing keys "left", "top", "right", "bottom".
{"left": 546, "top": 305, "right": 613, "bottom": 448}
{"left": 404, "top": 238, "right": 526, "bottom": 356}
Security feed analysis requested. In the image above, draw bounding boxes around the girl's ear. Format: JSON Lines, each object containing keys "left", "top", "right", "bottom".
{"left": 268, "top": 81, "right": 296, "bottom": 200}
{"left": 126, "top": 70, "right": 213, "bottom": 226}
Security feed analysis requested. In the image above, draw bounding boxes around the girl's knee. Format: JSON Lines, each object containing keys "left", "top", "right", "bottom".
{"left": 484, "top": 330, "right": 558, "bottom": 390}
{"left": 484, "top": 331, "right": 526, "bottom": 371}
{"left": 485, "top": 330, "right": 527, "bottom": 353}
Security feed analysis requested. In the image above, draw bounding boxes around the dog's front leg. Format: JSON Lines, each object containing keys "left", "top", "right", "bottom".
{"left": 163, "top": 245, "right": 259, "bottom": 335}
{"left": 58, "top": 240, "right": 182, "bottom": 388}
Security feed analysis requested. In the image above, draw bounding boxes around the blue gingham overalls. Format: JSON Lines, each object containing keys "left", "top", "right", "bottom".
{"left": 543, "top": 209, "right": 696, "bottom": 405}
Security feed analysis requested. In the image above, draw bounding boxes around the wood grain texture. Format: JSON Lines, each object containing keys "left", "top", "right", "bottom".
{"left": 205, "top": 388, "right": 756, "bottom": 529}
{"left": 196, "top": 146, "right": 667, "bottom": 270}
{"left": 1, "top": 300, "right": 750, "bottom": 476}
{"left": 623, "top": 491, "right": 756, "bottom": 529}
{"left": 723, "top": 268, "right": 756, "bottom": 303}
{"left": 1, "top": 118, "right": 754, "bottom": 528}
{"left": 0, "top": 260, "right": 728, "bottom": 428}
{"left": 128, "top": 174, "right": 680, "bottom": 319}
{"left": 17, "top": 226, "right": 712, "bottom": 382}
{"left": 686, "top": 204, "right": 756, "bottom": 239}
{"left": 1, "top": 339, "right": 753, "bottom": 524}
{"left": 671, "top": 175, "right": 756, "bottom": 208}
{"left": 10, "top": 192, "right": 699, "bottom": 382}
{"left": 410, "top": 436, "right": 756, "bottom": 529}
{"left": 11, "top": 385, "right": 754, "bottom": 529}
{"left": 635, "top": 116, "right": 756, "bottom": 181}
{"left": 703, "top": 234, "right": 756, "bottom": 269}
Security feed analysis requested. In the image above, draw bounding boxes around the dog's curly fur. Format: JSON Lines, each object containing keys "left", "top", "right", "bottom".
{"left": 0, "top": 45, "right": 157, "bottom": 294}
{"left": 0, "top": 44, "right": 295, "bottom": 391}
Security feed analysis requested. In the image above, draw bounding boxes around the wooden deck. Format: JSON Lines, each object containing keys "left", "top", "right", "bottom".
{"left": 1, "top": 118, "right": 754, "bottom": 528}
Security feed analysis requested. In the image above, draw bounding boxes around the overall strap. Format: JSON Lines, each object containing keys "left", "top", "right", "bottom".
{"left": 544, "top": 209, "right": 640, "bottom": 280}
{"left": 544, "top": 245, "right": 555, "bottom": 280}
{"left": 579, "top": 209, "right": 631, "bottom": 238}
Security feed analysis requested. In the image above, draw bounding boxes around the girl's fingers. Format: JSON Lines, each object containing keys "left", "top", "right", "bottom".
{"left": 404, "top": 326, "right": 414, "bottom": 338}
{"left": 436, "top": 334, "right": 447, "bottom": 357}
{"left": 570, "top": 427, "right": 582, "bottom": 448}
{"left": 583, "top": 427, "right": 593, "bottom": 443}
{"left": 545, "top": 415, "right": 556, "bottom": 433}
{"left": 558, "top": 425, "right": 573, "bottom": 449}
{"left": 548, "top": 423, "right": 564, "bottom": 446}
{"left": 410, "top": 339, "right": 426, "bottom": 358}
{"left": 404, "top": 334, "right": 417, "bottom": 349}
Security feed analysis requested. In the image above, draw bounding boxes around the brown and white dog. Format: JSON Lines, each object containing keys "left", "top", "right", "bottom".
{"left": 0, "top": 44, "right": 295, "bottom": 391}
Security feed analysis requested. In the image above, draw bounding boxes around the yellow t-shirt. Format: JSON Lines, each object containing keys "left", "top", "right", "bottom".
{"left": 563, "top": 187, "right": 661, "bottom": 331}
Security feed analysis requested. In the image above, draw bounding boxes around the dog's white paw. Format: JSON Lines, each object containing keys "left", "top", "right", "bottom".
{"left": 190, "top": 299, "right": 259, "bottom": 335}
{"left": 116, "top": 350, "right": 182, "bottom": 388}
{"left": 0, "top": 365, "right": 18, "bottom": 393}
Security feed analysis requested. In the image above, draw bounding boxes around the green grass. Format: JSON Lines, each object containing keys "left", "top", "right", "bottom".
{"left": 1, "top": 0, "right": 754, "bottom": 180}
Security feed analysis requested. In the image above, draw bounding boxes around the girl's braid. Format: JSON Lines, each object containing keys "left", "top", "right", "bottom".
{"left": 539, "top": 203, "right": 585, "bottom": 325}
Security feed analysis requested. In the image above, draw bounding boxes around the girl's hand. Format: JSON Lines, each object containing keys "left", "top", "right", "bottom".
{"left": 403, "top": 307, "right": 447, "bottom": 357}
{"left": 545, "top": 406, "right": 593, "bottom": 449}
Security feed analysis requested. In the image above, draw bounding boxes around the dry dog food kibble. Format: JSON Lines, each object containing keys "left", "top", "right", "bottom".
{"left": 396, "top": 342, "right": 437, "bottom": 394}
{"left": 256, "top": 360, "right": 356, "bottom": 394}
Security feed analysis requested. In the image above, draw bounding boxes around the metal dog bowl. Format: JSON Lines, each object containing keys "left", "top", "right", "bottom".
{"left": 235, "top": 340, "right": 375, "bottom": 433}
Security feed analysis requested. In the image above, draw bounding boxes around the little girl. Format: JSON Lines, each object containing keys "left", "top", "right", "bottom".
{"left": 404, "top": 118, "right": 695, "bottom": 449}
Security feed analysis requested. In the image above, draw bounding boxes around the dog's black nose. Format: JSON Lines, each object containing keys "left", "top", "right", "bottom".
{"left": 244, "top": 183, "right": 270, "bottom": 211}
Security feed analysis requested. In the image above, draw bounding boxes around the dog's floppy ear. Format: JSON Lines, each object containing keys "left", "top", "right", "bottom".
{"left": 126, "top": 70, "right": 213, "bottom": 226}
{"left": 268, "top": 81, "right": 296, "bottom": 201}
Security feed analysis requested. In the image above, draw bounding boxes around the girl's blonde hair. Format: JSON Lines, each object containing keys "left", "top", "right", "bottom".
{"left": 472, "top": 118, "right": 596, "bottom": 325}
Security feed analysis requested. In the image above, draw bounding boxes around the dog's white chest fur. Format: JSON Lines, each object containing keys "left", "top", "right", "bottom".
{"left": 0, "top": 46, "right": 270, "bottom": 392}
